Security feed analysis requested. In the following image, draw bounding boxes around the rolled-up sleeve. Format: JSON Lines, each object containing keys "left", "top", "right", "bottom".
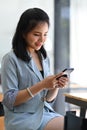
{"left": 1, "top": 52, "right": 19, "bottom": 110}
{"left": 3, "top": 90, "right": 18, "bottom": 110}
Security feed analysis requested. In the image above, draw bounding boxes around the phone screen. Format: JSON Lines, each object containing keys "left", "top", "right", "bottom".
{"left": 62, "top": 68, "right": 74, "bottom": 75}
{"left": 56, "top": 68, "right": 74, "bottom": 80}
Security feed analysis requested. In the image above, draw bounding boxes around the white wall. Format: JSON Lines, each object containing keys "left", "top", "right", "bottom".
{"left": 0, "top": 0, "right": 54, "bottom": 72}
{"left": 70, "top": 0, "right": 87, "bottom": 86}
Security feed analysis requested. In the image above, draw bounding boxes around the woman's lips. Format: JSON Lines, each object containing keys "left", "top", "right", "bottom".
{"left": 35, "top": 42, "right": 42, "bottom": 46}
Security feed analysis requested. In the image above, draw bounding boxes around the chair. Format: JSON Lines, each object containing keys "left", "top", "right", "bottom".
{"left": 0, "top": 103, "right": 4, "bottom": 116}
{"left": 0, "top": 103, "right": 5, "bottom": 130}
{"left": 64, "top": 111, "right": 87, "bottom": 130}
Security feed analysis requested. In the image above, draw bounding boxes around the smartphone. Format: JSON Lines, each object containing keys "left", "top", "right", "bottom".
{"left": 62, "top": 68, "right": 74, "bottom": 75}
{"left": 56, "top": 68, "right": 74, "bottom": 80}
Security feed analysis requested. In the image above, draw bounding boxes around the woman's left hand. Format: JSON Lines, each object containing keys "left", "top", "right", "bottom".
{"left": 54, "top": 74, "right": 69, "bottom": 88}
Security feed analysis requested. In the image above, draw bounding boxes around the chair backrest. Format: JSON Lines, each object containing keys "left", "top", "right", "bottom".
{"left": 0, "top": 103, "right": 4, "bottom": 116}
{"left": 0, "top": 102, "right": 5, "bottom": 130}
{"left": 64, "top": 111, "right": 87, "bottom": 130}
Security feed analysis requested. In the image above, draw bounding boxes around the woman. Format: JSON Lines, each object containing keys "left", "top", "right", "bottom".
{"left": 1, "top": 8, "right": 68, "bottom": 130}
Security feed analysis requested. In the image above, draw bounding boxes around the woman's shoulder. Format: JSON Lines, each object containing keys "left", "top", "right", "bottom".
{"left": 1, "top": 50, "right": 17, "bottom": 64}
{"left": 2, "top": 50, "right": 15, "bottom": 57}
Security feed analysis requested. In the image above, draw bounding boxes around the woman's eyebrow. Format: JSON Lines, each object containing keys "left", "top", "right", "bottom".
{"left": 33, "top": 31, "right": 48, "bottom": 33}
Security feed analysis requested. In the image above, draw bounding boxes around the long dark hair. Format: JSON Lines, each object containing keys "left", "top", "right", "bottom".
{"left": 12, "top": 8, "right": 50, "bottom": 62}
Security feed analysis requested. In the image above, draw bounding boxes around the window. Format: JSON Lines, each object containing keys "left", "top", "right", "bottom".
{"left": 70, "top": 0, "right": 87, "bottom": 87}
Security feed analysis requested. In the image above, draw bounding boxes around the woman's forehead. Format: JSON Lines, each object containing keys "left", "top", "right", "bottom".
{"left": 31, "top": 22, "right": 49, "bottom": 32}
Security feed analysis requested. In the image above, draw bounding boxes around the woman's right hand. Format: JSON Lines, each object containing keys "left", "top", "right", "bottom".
{"left": 40, "top": 72, "right": 65, "bottom": 90}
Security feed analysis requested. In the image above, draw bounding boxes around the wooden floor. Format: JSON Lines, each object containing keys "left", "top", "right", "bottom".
{"left": 0, "top": 116, "right": 5, "bottom": 130}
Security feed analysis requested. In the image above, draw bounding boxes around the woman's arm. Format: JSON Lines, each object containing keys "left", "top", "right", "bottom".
{"left": 14, "top": 74, "right": 68, "bottom": 106}
{"left": 46, "top": 75, "right": 69, "bottom": 102}
{"left": 45, "top": 88, "right": 59, "bottom": 102}
{"left": 14, "top": 81, "right": 44, "bottom": 106}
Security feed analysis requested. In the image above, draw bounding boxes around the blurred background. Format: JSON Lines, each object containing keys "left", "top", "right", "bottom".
{"left": 0, "top": 0, "right": 87, "bottom": 115}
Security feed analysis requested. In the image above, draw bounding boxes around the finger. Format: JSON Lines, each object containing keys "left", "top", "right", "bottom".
{"left": 55, "top": 85, "right": 59, "bottom": 88}
{"left": 55, "top": 72, "right": 63, "bottom": 77}
{"left": 53, "top": 79, "right": 59, "bottom": 88}
{"left": 58, "top": 80, "right": 67, "bottom": 87}
{"left": 55, "top": 72, "right": 65, "bottom": 80}
{"left": 59, "top": 76, "right": 69, "bottom": 82}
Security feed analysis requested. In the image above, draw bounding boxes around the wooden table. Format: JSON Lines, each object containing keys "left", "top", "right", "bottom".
{"left": 0, "top": 85, "right": 3, "bottom": 103}
{"left": 0, "top": 93, "right": 4, "bottom": 116}
{"left": 0, "top": 93, "right": 4, "bottom": 130}
{"left": 0, "top": 93, "right": 3, "bottom": 102}
{"left": 64, "top": 92, "right": 87, "bottom": 118}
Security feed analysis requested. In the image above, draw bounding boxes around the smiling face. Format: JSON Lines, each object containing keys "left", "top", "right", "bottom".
{"left": 23, "top": 22, "right": 49, "bottom": 53}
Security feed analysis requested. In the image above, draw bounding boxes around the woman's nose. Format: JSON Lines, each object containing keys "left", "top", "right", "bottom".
{"left": 39, "top": 35, "right": 45, "bottom": 42}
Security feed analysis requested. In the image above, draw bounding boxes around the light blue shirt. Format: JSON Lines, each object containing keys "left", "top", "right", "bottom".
{"left": 1, "top": 50, "right": 54, "bottom": 130}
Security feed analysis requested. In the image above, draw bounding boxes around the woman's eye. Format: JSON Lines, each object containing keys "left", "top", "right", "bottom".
{"left": 44, "top": 34, "right": 47, "bottom": 36}
{"left": 34, "top": 34, "right": 40, "bottom": 36}
{"left": 33, "top": 33, "right": 48, "bottom": 37}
